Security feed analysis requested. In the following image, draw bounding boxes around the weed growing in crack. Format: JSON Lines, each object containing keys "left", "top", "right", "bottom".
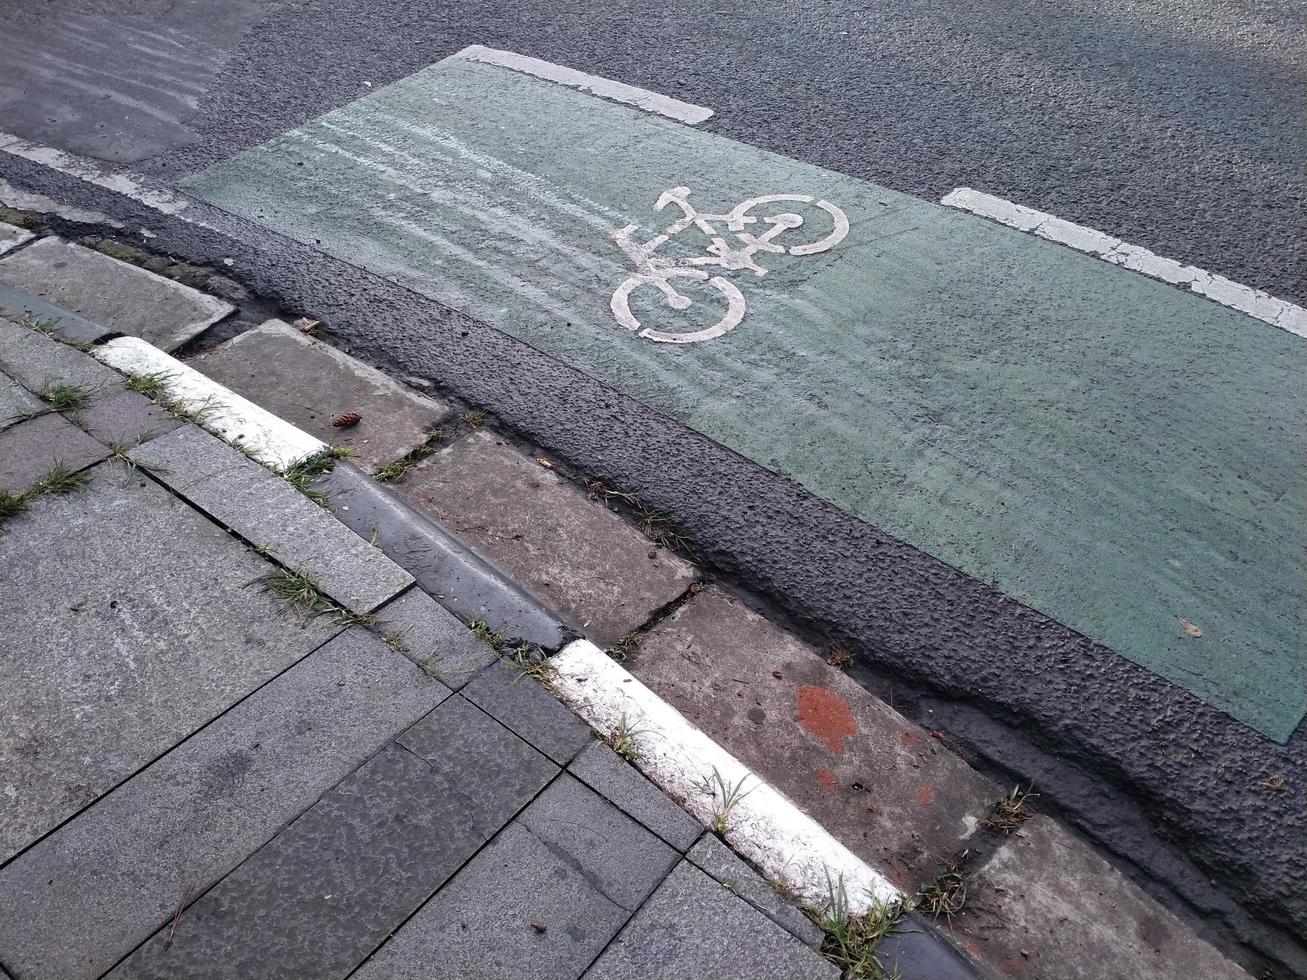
{"left": 0, "top": 489, "right": 29, "bottom": 526}
{"left": 463, "top": 408, "right": 486, "bottom": 427}
{"left": 280, "top": 448, "right": 349, "bottom": 505}
{"left": 126, "top": 371, "right": 172, "bottom": 400}
{"left": 986, "top": 784, "right": 1037, "bottom": 831}
{"left": 34, "top": 463, "right": 90, "bottom": 496}
{"left": 41, "top": 382, "right": 92, "bottom": 412}
{"left": 606, "top": 713, "right": 648, "bottom": 763}
{"left": 916, "top": 851, "right": 968, "bottom": 921}
{"left": 507, "top": 644, "right": 557, "bottom": 690}
{"left": 107, "top": 441, "right": 169, "bottom": 475}
{"left": 585, "top": 476, "right": 638, "bottom": 506}
{"left": 257, "top": 567, "right": 336, "bottom": 617}
{"left": 468, "top": 619, "right": 508, "bottom": 652}
{"left": 811, "top": 871, "right": 908, "bottom": 979}
{"left": 704, "top": 768, "right": 753, "bottom": 835}
{"left": 373, "top": 458, "right": 408, "bottom": 482}
{"left": 381, "top": 628, "right": 410, "bottom": 653}
{"left": 608, "top": 632, "right": 642, "bottom": 662}
{"left": 637, "top": 507, "right": 697, "bottom": 559}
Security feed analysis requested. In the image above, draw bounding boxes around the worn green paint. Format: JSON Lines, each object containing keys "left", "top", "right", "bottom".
{"left": 184, "top": 57, "right": 1306, "bottom": 740}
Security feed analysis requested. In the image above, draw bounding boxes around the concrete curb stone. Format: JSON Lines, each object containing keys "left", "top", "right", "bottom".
{"left": 0, "top": 237, "right": 232, "bottom": 351}
{"left": 129, "top": 425, "right": 413, "bottom": 614}
{"left": 191, "top": 318, "right": 452, "bottom": 473}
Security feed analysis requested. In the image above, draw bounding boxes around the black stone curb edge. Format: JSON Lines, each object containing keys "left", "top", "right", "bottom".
{"left": 0, "top": 160, "right": 1295, "bottom": 976}
{"left": 314, "top": 462, "right": 575, "bottom": 651}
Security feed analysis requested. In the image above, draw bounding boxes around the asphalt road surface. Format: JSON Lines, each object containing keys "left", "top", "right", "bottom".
{"left": 1, "top": 1, "right": 1304, "bottom": 975}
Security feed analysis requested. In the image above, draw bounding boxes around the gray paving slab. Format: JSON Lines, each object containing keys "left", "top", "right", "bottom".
{"left": 375, "top": 586, "right": 499, "bottom": 690}
{"left": 0, "top": 411, "right": 107, "bottom": 494}
{"left": 462, "top": 659, "right": 592, "bottom": 765}
{"left": 0, "top": 314, "right": 123, "bottom": 393}
{"left": 130, "top": 425, "right": 413, "bottom": 614}
{"left": 398, "top": 430, "right": 697, "bottom": 646}
{"left": 518, "top": 774, "right": 679, "bottom": 912}
{"left": 76, "top": 387, "right": 182, "bottom": 448}
{"left": 874, "top": 912, "right": 981, "bottom": 980}
{"left": 193, "top": 319, "right": 451, "bottom": 473}
{"left": 0, "top": 370, "right": 42, "bottom": 431}
{"left": 0, "top": 465, "right": 337, "bottom": 863}
{"left": 950, "top": 816, "right": 1250, "bottom": 980}
{"left": 568, "top": 741, "right": 701, "bottom": 853}
{"left": 110, "top": 736, "right": 518, "bottom": 980}
{"left": 685, "top": 834, "right": 825, "bottom": 949}
{"left": 582, "top": 860, "right": 840, "bottom": 980}
{"left": 0, "top": 283, "right": 115, "bottom": 345}
{"left": 0, "top": 238, "right": 233, "bottom": 351}
{"left": 0, "top": 629, "right": 449, "bottom": 980}
{"left": 0, "top": 223, "right": 33, "bottom": 254}
{"left": 397, "top": 694, "right": 558, "bottom": 823}
{"left": 351, "top": 821, "right": 629, "bottom": 980}
{"left": 629, "top": 586, "right": 999, "bottom": 888}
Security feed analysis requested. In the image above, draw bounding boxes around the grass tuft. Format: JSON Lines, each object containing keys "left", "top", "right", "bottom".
{"left": 373, "top": 458, "right": 408, "bottom": 482}
{"left": 606, "top": 713, "right": 648, "bottom": 763}
{"left": 811, "top": 872, "right": 908, "bottom": 979}
{"left": 257, "top": 566, "right": 335, "bottom": 617}
{"left": 280, "top": 448, "right": 349, "bottom": 505}
{"left": 703, "top": 768, "right": 752, "bottom": 835}
{"left": 41, "top": 382, "right": 92, "bottom": 412}
{"left": 608, "top": 632, "right": 642, "bottom": 662}
{"left": 34, "top": 463, "right": 90, "bottom": 496}
{"left": 917, "top": 852, "right": 968, "bottom": 921}
{"left": 469, "top": 618, "right": 508, "bottom": 652}
{"left": 0, "top": 489, "right": 29, "bottom": 526}
{"left": 126, "top": 371, "right": 173, "bottom": 400}
{"left": 463, "top": 409, "right": 486, "bottom": 427}
{"left": 986, "top": 784, "right": 1037, "bottom": 831}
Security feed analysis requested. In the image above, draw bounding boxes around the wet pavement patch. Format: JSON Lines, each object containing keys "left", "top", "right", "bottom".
{"left": 183, "top": 55, "right": 1306, "bottom": 740}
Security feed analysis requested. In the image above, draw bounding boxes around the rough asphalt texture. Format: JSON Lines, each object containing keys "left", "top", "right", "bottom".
{"left": 1, "top": 0, "right": 1303, "bottom": 973}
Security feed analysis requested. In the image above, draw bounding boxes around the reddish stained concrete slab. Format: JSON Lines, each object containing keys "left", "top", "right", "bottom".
{"left": 950, "top": 815, "right": 1251, "bottom": 980}
{"left": 627, "top": 586, "right": 998, "bottom": 887}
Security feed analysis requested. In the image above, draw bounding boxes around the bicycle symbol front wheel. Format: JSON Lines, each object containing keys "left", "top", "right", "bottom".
{"left": 610, "top": 269, "right": 746, "bottom": 344}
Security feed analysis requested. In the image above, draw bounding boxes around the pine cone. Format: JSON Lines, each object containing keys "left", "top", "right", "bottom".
{"left": 332, "top": 411, "right": 362, "bottom": 428}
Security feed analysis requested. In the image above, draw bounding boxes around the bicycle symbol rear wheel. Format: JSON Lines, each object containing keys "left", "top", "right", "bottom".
{"left": 610, "top": 268, "right": 746, "bottom": 345}
{"left": 727, "top": 194, "right": 850, "bottom": 255}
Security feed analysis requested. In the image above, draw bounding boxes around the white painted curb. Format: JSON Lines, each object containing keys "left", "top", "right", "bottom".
{"left": 550, "top": 639, "right": 901, "bottom": 915}
{"left": 941, "top": 187, "right": 1307, "bottom": 339}
{"left": 93, "top": 336, "right": 325, "bottom": 470}
{"left": 454, "top": 45, "right": 714, "bottom": 125}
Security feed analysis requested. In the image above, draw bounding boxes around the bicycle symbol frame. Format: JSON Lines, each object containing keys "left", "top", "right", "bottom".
{"left": 610, "top": 186, "right": 850, "bottom": 344}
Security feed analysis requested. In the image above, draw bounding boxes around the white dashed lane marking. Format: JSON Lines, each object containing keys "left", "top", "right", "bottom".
{"left": 942, "top": 187, "right": 1307, "bottom": 338}
{"left": 454, "top": 45, "right": 714, "bottom": 125}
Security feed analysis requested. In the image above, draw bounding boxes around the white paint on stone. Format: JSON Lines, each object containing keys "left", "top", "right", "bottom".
{"left": 550, "top": 639, "right": 902, "bottom": 914}
{"left": 0, "top": 178, "right": 124, "bottom": 228}
{"left": 454, "top": 45, "right": 714, "bottom": 125}
{"left": 942, "top": 187, "right": 1306, "bottom": 339}
{"left": 0, "top": 223, "right": 34, "bottom": 255}
{"left": 0, "top": 131, "right": 191, "bottom": 216}
{"left": 93, "top": 336, "right": 325, "bottom": 470}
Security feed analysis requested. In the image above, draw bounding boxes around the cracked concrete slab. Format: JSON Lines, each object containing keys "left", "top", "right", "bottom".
{"left": 192, "top": 319, "right": 451, "bottom": 473}
{"left": 398, "top": 430, "right": 697, "bottom": 646}
{"left": 0, "top": 369, "right": 43, "bottom": 431}
{"left": 0, "top": 238, "right": 232, "bottom": 351}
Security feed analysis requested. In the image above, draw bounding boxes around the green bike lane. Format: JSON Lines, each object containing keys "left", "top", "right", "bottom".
{"left": 183, "top": 54, "right": 1305, "bottom": 743}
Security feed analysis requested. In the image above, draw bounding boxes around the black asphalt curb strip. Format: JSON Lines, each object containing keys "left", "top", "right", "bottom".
{"left": 1, "top": 158, "right": 1299, "bottom": 976}
{"left": 315, "top": 461, "right": 575, "bottom": 651}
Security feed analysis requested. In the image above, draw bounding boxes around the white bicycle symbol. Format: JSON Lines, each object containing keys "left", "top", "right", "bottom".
{"left": 610, "top": 186, "right": 850, "bottom": 344}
